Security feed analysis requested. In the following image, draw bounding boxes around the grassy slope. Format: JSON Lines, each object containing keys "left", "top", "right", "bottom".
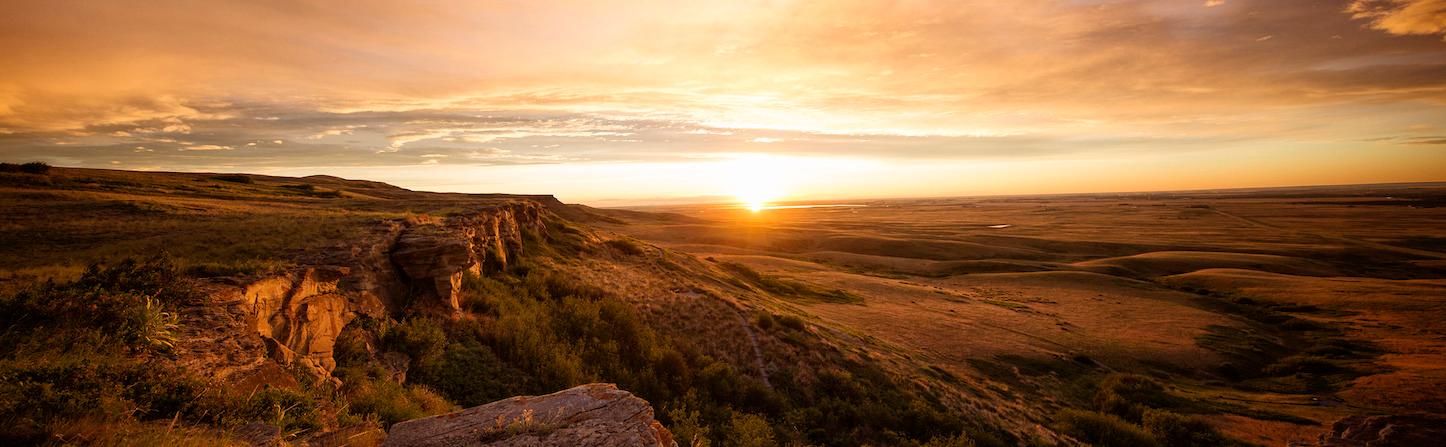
{"left": 603, "top": 187, "right": 1446, "bottom": 446}
{"left": 0, "top": 166, "right": 1030, "bottom": 446}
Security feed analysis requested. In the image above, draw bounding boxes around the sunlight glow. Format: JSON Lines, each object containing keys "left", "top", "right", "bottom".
{"left": 723, "top": 154, "right": 790, "bottom": 211}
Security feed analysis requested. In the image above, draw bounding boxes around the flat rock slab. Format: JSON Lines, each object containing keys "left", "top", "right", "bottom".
{"left": 383, "top": 383, "right": 676, "bottom": 447}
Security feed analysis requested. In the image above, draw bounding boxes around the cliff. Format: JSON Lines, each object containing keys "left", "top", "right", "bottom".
{"left": 175, "top": 202, "right": 549, "bottom": 383}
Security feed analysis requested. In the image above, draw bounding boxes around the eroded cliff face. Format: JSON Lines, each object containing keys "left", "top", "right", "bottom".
{"left": 390, "top": 203, "right": 546, "bottom": 316}
{"left": 182, "top": 201, "right": 548, "bottom": 381}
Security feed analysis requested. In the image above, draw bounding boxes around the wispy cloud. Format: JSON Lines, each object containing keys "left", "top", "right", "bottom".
{"left": 1348, "top": 0, "right": 1446, "bottom": 40}
{"left": 0, "top": 0, "right": 1442, "bottom": 201}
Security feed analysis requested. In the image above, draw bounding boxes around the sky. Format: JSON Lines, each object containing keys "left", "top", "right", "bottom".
{"left": 2, "top": 0, "right": 1444, "bottom": 206}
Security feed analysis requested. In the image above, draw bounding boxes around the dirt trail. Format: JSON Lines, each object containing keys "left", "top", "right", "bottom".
{"left": 681, "top": 290, "right": 771, "bottom": 387}
{"left": 732, "top": 307, "right": 772, "bottom": 387}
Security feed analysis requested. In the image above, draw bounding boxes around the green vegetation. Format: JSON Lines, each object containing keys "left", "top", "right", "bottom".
{"left": 329, "top": 252, "right": 1003, "bottom": 446}
{"left": 717, "top": 261, "right": 863, "bottom": 304}
{"left": 1053, "top": 409, "right": 1159, "bottom": 447}
{"left": 1141, "top": 409, "right": 1229, "bottom": 447}
{"left": 0, "top": 258, "right": 348, "bottom": 444}
{"left": 1047, "top": 374, "right": 1235, "bottom": 447}
{"left": 604, "top": 237, "right": 649, "bottom": 256}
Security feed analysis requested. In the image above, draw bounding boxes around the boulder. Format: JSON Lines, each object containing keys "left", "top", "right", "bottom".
{"left": 382, "top": 383, "right": 677, "bottom": 447}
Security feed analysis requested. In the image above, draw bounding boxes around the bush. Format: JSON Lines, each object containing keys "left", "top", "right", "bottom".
{"left": 0, "top": 257, "right": 195, "bottom": 356}
{"left": 729, "top": 412, "right": 778, "bottom": 447}
{"left": 776, "top": 314, "right": 806, "bottom": 331}
{"left": 755, "top": 313, "right": 775, "bottom": 330}
{"left": 211, "top": 173, "right": 254, "bottom": 184}
{"left": 340, "top": 368, "right": 454, "bottom": 427}
{"left": 1093, "top": 374, "right": 1180, "bottom": 421}
{"left": 666, "top": 395, "right": 712, "bottom": 447}
{"left": 1141, "top": 409, "right": 1228, "bottom": 447}
{"left": 411, "top": 338, "right": 531, "bottom": 407}
{"left": 382, "top": 317, "right": 447, "bottom": 367}
{"left": 604, "top": 238, "right": 647, "bottom": 256}
{"left": 0, "top": 161, "right": 51, "bottom": 174}
{"left": 1053, "top": 409, "right": 1159, "bottom": 447}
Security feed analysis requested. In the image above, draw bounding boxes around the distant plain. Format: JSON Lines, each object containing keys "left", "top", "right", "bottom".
{"left": 607, "top": 183, "right": 1446, "bottom": 446}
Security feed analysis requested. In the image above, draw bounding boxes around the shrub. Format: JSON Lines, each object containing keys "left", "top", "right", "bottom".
{"left": 0, "top": 257, "right": 196, "bottom": 356}
{"left": 125, "top": 296, "right": 180, "bottom": 353}
{"left": 729, "top": 412, "right": 778, "bottom": 447}
{"left": 411, "top": 338, "right": 531, "bottom": 407}
{"left": 0, "top": 161, "right": 51, "bottom": 174}
{"left": 338, "top": 367, "right": 455, "bottom": 427}
{"left": 1053, "top": 409, "right": 1159, "bottom": 447}
{"left": 382, "top": 317, "right": 447, "bottom": 367}
{"left": 1141, "top": 409, "right": 1228, "bottom": 447}
{"left": 211, "top": 174, "right": 254, "bottom": 184}
{"left": 1093, "top": 374, "right": 1179, "bottom": 421}
{"left": 666, "top": 396, "right": 712, "bottom": 447}
{"left": 755, "top": 313, "right": 775, "bottom": 330}
{"left": 604, "top": 238, "right": 647, "bottom": 256}
{"left": 776, "top": 314, "right": 806, "bottom": 331}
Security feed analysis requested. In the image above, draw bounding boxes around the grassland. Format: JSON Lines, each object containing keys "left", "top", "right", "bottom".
{"left": 606, "top": 183, "right": 1446, "bottom": 446}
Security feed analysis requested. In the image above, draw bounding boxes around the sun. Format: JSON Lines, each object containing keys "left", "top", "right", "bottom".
{"left": 724, "top": 154, "right": 788, "bottom": 212}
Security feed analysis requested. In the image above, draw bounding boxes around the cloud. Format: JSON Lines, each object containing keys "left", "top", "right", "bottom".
{"left": 180, "top": 144, "right": 232, "bottom": 151}
{"left": 1348, "top": 0, "right": 1446, "bottom": 39}
{"left": 0, "top": 0, "right": 1443, "bottom": 200}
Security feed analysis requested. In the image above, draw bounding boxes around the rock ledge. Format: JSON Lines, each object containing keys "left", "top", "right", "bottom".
{"left": 383, "top": 383, "right": 677, "bottom": 447}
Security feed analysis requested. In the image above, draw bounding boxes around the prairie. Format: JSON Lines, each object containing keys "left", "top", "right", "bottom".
{"left": 606, "top": 183, "right": 1446, "bottom": 446}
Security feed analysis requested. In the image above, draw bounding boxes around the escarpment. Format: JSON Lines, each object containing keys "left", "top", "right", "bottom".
{"left": 182, "top": 201, "right": 549, "bottom": 381}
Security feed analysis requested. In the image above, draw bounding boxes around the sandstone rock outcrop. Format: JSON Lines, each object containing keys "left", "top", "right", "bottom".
{"left": 382, "top": 383, "right": 677, "bottom": 447}
{"left": 391, "top": 203, "right": 546, "bottom": 316}
{"left": 177, "top": 201, "right": 549, "bottom": 381}
{"left": 392, "top": 226, "right": 475, "bottom": 314}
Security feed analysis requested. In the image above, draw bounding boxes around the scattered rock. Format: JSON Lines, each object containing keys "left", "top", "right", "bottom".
{"left": 382, "top": 383, "right": 677, "bottom": 447}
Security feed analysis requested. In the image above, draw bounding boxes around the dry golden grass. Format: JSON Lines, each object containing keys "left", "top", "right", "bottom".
{"left": 606, "top": 184, "right": 1446, "bottom": 444}
{"left": 0, "top": 167, "right": 544, "bottom": 281}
